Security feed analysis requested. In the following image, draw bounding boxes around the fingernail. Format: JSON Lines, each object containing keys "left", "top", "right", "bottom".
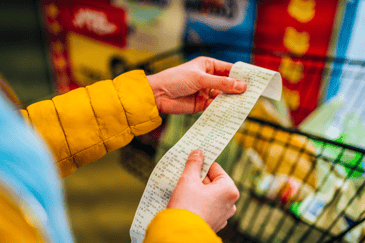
{"left": 190, "top": 149, "right": 202, "bottom": 157}
{"left": 234, "top": 80, "right": 246, "bottom": 92}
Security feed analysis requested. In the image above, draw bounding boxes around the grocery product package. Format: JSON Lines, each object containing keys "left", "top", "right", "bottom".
{"left": 228, "top": 121, "right": 365, "bottom": 243}
{"left": 183, "top": 0, "right": 256, "bottom": 64}
{"left": 41, "top": 0, "right": 129, "bottom": 93}
{"left": 323, "top": 0, "right": 365, "bottom": 101}
{"left": 230, "top": 186, "right": 361, "bottom": 243}
{"left": 42, "top": 0, "right": 186, "bottom": 94}
{"left": 231, "top": 148, "right": 314, "bottom": 205}
{"left": 112, "top": 0, "right": 185, "bottom": 55}
{"left": 289, "top": 178, "right": 363, "bottom": 243}
{"left": 299, "top": 95, "right": 365, "bottom": 178}
{"left": 253, "top": 0, "right": 345, "bottom": 125}
{"left": 233, "top": 121, "right": 317, "bottom": 189}
{"left": 295, "top": 95, "right": 365, "bottom": 242}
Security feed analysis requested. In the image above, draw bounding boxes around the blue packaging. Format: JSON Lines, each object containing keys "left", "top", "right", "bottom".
{"left": 323, "top": 0, "right": 363, "bottom": 101}
{"left": 183, "top": 0, "right": 256, "bottom": 63}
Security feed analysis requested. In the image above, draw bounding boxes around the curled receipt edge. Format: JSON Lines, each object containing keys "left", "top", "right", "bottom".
{"left": 130, "top": 62, "right": 282, "bottom": 243}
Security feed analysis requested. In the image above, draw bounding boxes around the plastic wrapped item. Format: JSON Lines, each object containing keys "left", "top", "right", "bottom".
{"left": 300, "top": 96, "right": 365, "bottom": 178}
{"left": 234, "top": 120, "right": 317, "bottom": 189}
{"left": 290, "top": 180, "right": 363, "bottom": 243}
{"left": 222, "top": 117, "right": 365, "bottom": 243}
{"left": 336, "top": 180, "right": 361, "bottom": 224}
{"left": 231, "top": 189, "right": 326, "bottom": 243}
{"left": 231, "top": 148, "right": 314, "bottom": 204}
{"left": 289, "top": 161, "right": 339, "bottom": 224}
{"left": 287, "top": 150, "right": 364, "bottom": 242}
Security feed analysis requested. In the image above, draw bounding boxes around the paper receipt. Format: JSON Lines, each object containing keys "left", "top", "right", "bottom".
{"left": 130, "top": 62, "right": 282, "bottom": 243}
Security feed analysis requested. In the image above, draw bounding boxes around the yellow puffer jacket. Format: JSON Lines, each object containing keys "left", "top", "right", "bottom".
{"left": 5, "top": 70, "right": 221, "bottom": 243}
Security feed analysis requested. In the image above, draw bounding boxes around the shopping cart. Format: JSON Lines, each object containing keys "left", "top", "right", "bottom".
{"left": 117, "top": 45, "right": 365, "bottom": 243}
{"left": 218, "top": 116, "right": 365, "bottom": 243}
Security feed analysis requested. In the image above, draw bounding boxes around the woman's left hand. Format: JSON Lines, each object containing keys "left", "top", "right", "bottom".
{"left": 147, "top": 57, "right": 247, "bottom": 114}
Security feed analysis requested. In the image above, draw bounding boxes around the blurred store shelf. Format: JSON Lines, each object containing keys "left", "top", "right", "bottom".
{"left": 0, "top": 1, "right": 54, "bottom": 106}
{"left": 63, "top": 148, "right": 146, "bottom": 243}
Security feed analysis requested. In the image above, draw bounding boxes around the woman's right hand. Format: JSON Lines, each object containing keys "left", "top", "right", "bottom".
{"left": 167, "top": 149, "right": 239, "bottom": 232}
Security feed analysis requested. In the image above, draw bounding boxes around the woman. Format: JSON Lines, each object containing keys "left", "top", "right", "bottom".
{"left": 0, "top": 57, "right": 245, "bottom": 242}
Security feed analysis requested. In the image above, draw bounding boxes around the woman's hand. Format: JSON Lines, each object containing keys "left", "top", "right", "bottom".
{"left": 167, "top": 149, "right": 240, "bottom": 232}
{"left": 147, "top": 57, "right": 246, "bottom": 114}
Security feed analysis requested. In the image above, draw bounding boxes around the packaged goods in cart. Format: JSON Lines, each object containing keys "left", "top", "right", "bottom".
{"left": 336, "top": 180, "right": 361, "bottom": 227}
{"left": 231, "top": 148, "right": 314, "bottom": 204}
{"left": 300, "top": 96, "right": 365, "bottom": 178}
{"left": 290, "top": 180, "right": 363, "bottom": 242}
{"left": 289, "top": 156, "right": 364, "bottom": 242}
{"left": 234, "top": 186, "right": 324, "bottom": 243}
{"left": 234, "top": 120, "right": 318, "bottom": 189}
{"left": 230, "top": 132, "right": 365, "bottom": 243}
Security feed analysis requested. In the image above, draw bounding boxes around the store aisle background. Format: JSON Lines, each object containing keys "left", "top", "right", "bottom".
{"left": 0, "top": 1, "right": 146, "bottom": 242}
{"left": 64, "top": 149, "right": 145, "bottom": 243}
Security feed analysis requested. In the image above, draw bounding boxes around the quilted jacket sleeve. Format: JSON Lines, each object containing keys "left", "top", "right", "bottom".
{"left": 19, "top": 70, "right": 162, "bottom": 177}
{"left": 144, "top": 209, "right": 223, "bottom": 243}
{"left": 17, "top": 70, "right": 223, "bottom": 243}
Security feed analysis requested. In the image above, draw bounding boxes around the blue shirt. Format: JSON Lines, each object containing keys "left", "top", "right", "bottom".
{"left": 0, "top": 94, "right": 74, "bottom": 242}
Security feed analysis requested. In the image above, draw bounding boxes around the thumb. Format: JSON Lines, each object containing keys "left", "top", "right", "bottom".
{"left": 207, "top": 162, "right": 229, "bottom": 182}
{"left": 200, "top": 74, "right": 246, "bottom": 94}
{"left": 182, "top": 149, "right": 204, "bottom": 180}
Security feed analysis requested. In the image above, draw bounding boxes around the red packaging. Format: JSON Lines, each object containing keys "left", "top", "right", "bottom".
{"left": 253, "top": 0, "right": 339, "bottom": 125}
{"left": 42, "top": 0, "right": 127, "bottom": 93}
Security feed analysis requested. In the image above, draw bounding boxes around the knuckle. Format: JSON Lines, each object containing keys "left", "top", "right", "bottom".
{"left": 222, "top": 221, "right": 228, "bottom": 230}
{"left": 221, "top": 78, "right": 234, "bottom": 89}
{"left": 220, "top": 78, "right": 229, "bottom": 87}
{"left": 232, "top": 205, "right": 237, "bottom": 216}
{"left": 188, "top": 156, "right": 201, "bottom": 164}
{"left": 194, "top": 56, "right": 208, "bottom": 67}
{"left": 201, "top": 57, "right": 214, "bottom": 74}
{"left": 196, "top": 56, "right": 206, "bottom": 62}
{"left": 178, "top": 173, "right": 190, "bottom": 183}
{"left": 229, "top": 185, "right": 240, "bottom": 202}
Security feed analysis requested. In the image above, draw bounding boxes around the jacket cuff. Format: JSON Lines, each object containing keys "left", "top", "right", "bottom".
{"left": 112, "top": 70, "right": 162, "bottom": 136}
{"left": 144, "top": 208, "right": 222, "bottom": 243}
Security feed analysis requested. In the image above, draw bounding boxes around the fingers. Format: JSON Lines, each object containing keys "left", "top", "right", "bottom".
{"left": 210, "top": 89, "right": 221, "bottom": 99}
{"left": 202, "top": 175, "right": 211, "bottom": 184}
{"left": 208, "top": 163, "right": 240, "bottom": 201}
{"left": 205, "top": 58, "right": 234, "bottom": 76}
{"left": 217, "top": 221, "right": 228, "bottom": 233}
{"left": 199, "top": 74, "right": 246, "bottom": 94}
{"left": 231, "top": 205, "right": 237, "bottom": 218}
{"left": 182, "top": 150, "right": 204, "bottom": 180}
{"left": 194, "top": 90, "right": 210, "bottom": 113}
{"left": 207, "top": 162, "right": 228, "bottom": 182}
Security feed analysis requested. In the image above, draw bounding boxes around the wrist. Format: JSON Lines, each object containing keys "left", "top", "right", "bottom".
{"left": 146, "top": 74, "right": 162, "bottom": 113}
